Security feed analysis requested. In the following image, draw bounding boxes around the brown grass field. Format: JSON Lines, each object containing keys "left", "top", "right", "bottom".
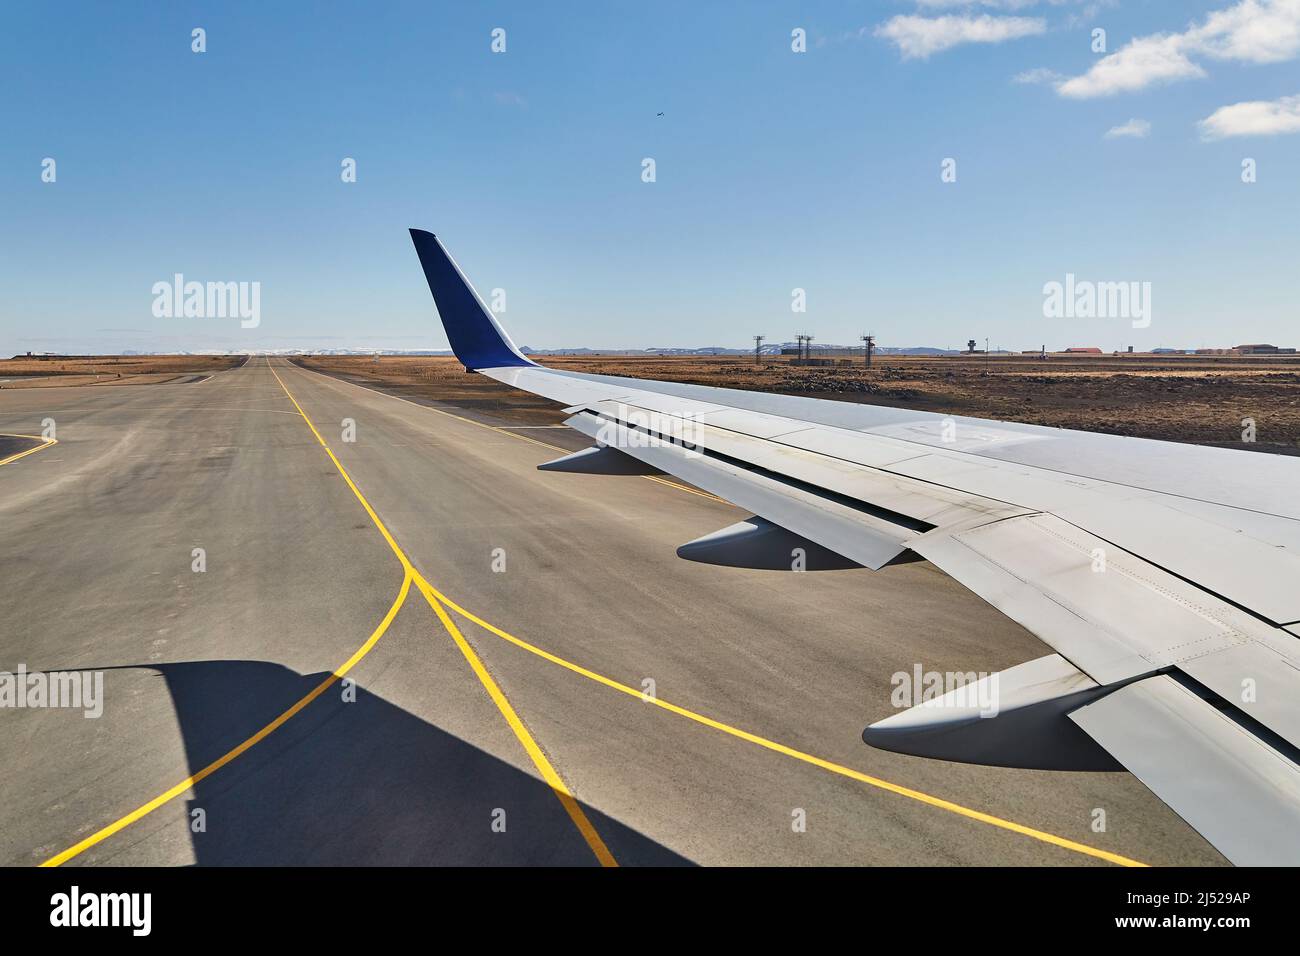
{"left": 296, "top": 353, "right": 1300, "bottom": 455}
{"left": 5, "top": 351, "right": 1295, "bottom": 453}
{"left": 0, "top": 355, "right": 242, "bottom": 388}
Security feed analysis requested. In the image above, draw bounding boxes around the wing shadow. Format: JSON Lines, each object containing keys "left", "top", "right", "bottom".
{"left": 128, "top": 659, "right": 691, "bottom": 866}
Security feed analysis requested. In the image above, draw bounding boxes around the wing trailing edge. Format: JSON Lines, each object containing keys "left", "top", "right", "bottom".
{"left": 1071, "top": 674, "right": 1300, "bottom": 866}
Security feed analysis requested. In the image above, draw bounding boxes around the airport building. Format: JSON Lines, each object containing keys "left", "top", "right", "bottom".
{"left": 1232, "top": 343, "right": 1296, "bottom": 355}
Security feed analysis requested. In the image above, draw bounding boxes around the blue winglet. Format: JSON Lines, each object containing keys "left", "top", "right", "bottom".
{"left": 409, "top": 229, "right": 535, "bottom": 370}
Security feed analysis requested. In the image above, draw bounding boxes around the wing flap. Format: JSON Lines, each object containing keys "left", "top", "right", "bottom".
{"left": 1070, "top": 674, "right": 1300, "bottom": 866}
{"left": 887, "top": 453, "right": 1300, "bottom": 625}
{"left": 909, "top": 512, "right": 1282, "bottom": 686}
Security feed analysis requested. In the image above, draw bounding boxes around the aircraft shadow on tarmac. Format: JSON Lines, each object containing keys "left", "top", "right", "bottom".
{"left": 125, "top": 660, "right": 691, "bottom": 866}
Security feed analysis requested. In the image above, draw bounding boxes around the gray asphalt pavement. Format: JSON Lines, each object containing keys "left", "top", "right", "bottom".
{"left": 0, "top": 358, "right": 1225, "bottom": 866}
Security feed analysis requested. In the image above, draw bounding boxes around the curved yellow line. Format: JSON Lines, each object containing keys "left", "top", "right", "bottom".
{"left": 41, "top": 574, "right": 413, "bottom": 867}
{"left": 424, "top": 583, "right": 1149, "bottom": 868}
{"left": 269, "top": 360, "right": 615, "bottom": 867}
{"left": 414, "top": 576, "right": 617, "bottom": 867}
{"left": 0, "top": 434, "right": 57, "bottom": 468}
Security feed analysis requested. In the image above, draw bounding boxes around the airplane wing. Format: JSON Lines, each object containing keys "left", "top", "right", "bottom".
{"left": 410, "top": 228, "right": 1300, "bottom": 865}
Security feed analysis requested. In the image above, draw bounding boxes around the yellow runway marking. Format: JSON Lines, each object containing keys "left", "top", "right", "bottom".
{"left": 424, "top": 584, "right": 1148, "bottom": 868}
{"left": 413, "top": 577, "right": 617, "bottom": 867}
{"left": 268, "top": 360, "right": 616, "bottom": 867}
{"left": 42, "top": 575, "right": 413, "bottom": 867}
{"left": 0, "top": 433, "right": 57, "bottom": 468}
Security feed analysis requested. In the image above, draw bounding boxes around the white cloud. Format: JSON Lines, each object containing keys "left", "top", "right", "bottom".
{"left": 875, "top": 14, "right": 1046, "bottom": 59}
{"left": 1198, "top": 92, "right": 1300, "bottom": 137}
{"left": 1056, "top": 0, "right": 1300, "bottom": 98}
{"left": 1056, "top": 33, "right": 1206, "bottom": 98}
{"left": 1192, "top": 0, "right": 1300, "bottom": 63}
{"left": 1104, "top": 118, "right": 1152, "bottom": 138}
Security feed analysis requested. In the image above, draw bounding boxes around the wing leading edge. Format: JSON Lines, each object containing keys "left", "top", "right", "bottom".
{"left": 411, "top": 229, "right": 1300, "bottom": 865}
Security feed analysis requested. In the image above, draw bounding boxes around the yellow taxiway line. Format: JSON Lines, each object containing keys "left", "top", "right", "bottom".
{"left": 268, "top": 360, "right": 616, "bottom": 866}
{"left": 428, "top": 585, "right": 1147, "bottom": 868}
{"left": 0, "top": 434, "right": 57, "bottom": 468}
{"left": 413, "top": 576, "right": 617, "bottom": 867}
{"left": 41, "top": 575, "right": 413, "bottom": 867}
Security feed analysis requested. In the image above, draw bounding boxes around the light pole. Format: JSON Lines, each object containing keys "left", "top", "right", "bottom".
{"left": 861, "top": 333, "right": 875, "bottom": 368}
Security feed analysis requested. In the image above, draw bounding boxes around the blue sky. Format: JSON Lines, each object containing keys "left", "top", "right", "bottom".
{"left": 2, "top": 0, "right": 1298, "bottom": 355}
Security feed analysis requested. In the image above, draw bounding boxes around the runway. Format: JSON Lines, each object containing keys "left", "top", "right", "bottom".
{"left": 0, "top": 357, "right": 1226, "bottom": 866}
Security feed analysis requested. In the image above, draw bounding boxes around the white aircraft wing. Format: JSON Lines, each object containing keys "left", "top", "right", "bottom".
{"left": 411, "top": 229, "right": 1300, "bottom": 865}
